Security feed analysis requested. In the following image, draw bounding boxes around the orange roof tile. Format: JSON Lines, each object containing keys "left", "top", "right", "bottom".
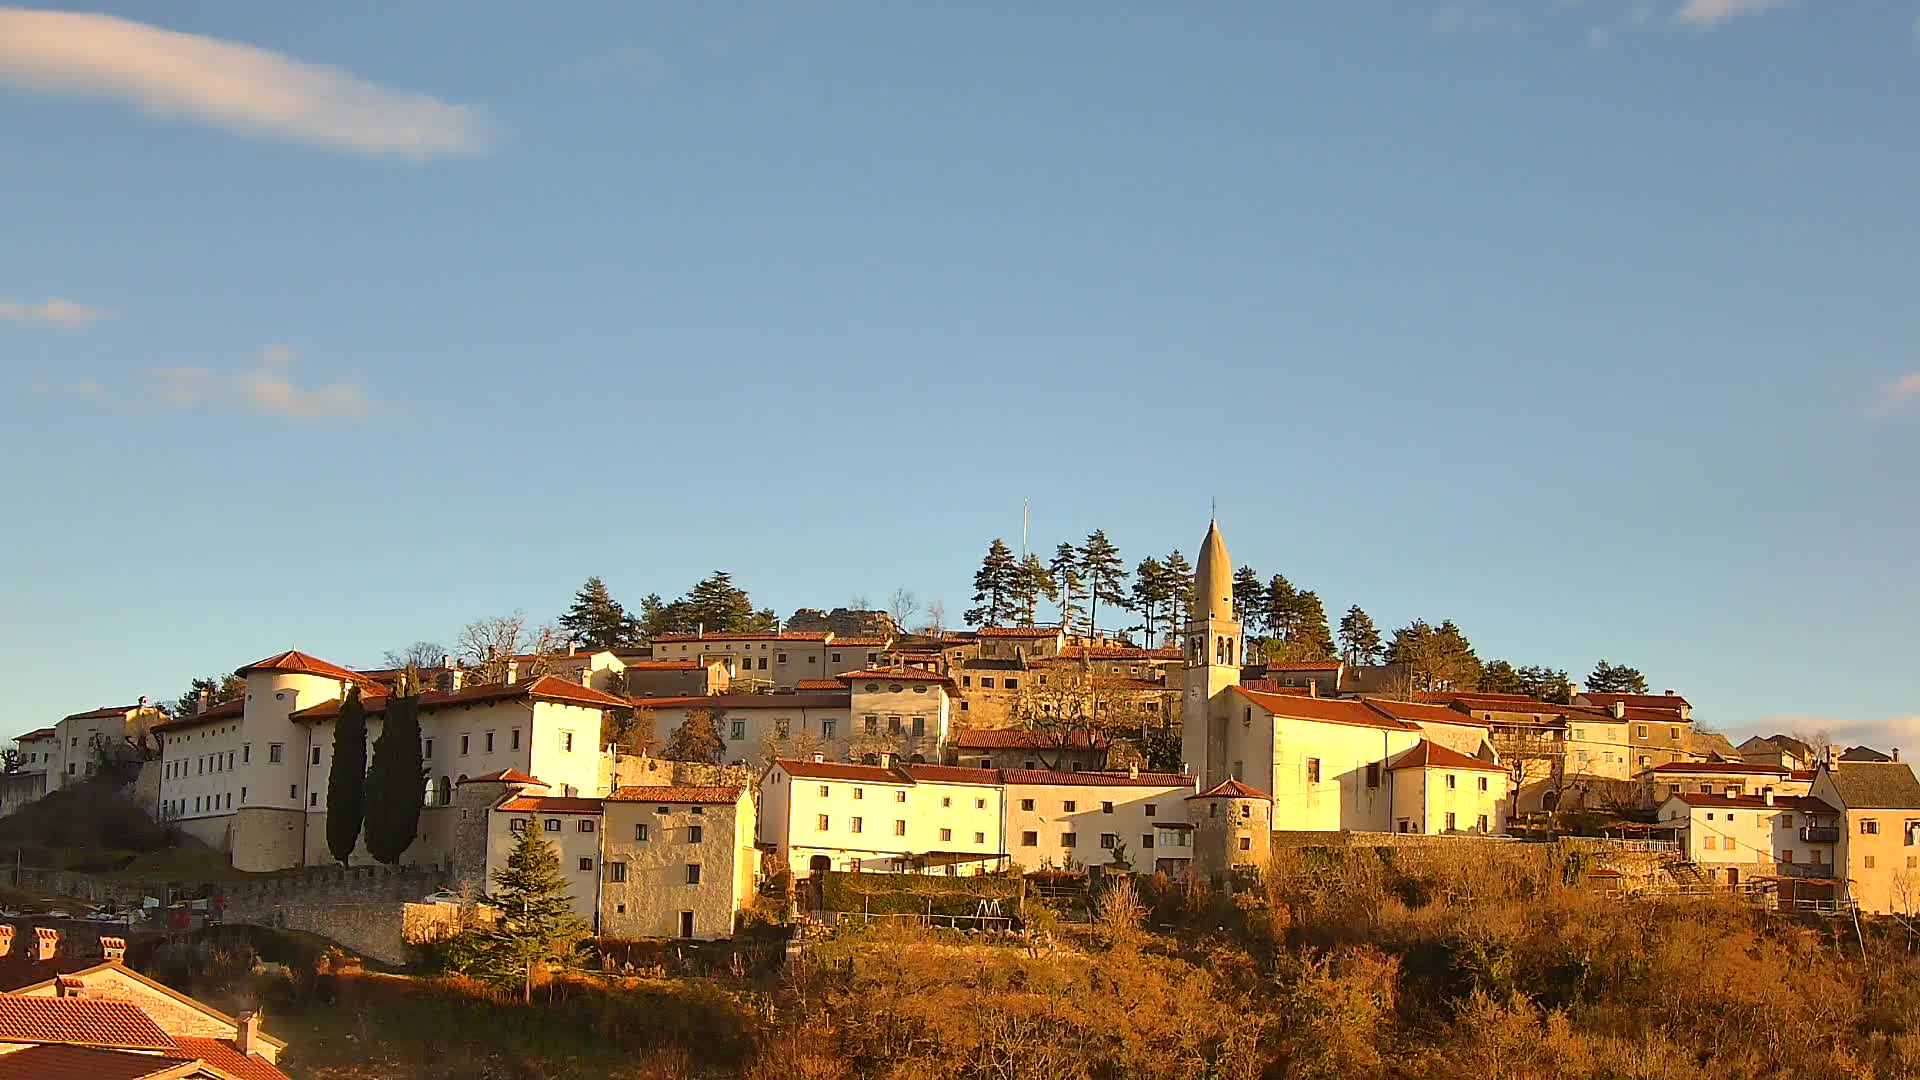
{"left": 975, "top": 627, "right": 1063, "bottom": 638}
{"left": 459, "top": 768, "right": 545, "bottom": 785}
{"left": 827, "top": 637, "right": 890, "bottom": 647}
{"left": 837, "top": 669, "right": 956, "bottom": 686}
{"left": 794, "top": 679, "right": 844, "bottom": 691}
{"left": 606, "top": 785, "right": 744, "bottom": 804}
{"left": 1189, "top": 778, "right": 1271, "bottom": 801}
{"left": 651, "top": 631, "right": 830, "bottom": 642}
{"left": 152, "top": 697, "right": 245, "bottom": 734}
{"left": 1002, "top": 769, "right": 1193, "bottom": 788}
{"left": 1647, "top": 761, "right": 1787, "bottom": 775}
{"left": 1265, "top": 660, "right": 1343, "bottom": 672}
{"left": 0, "top": 996, "right": 177, "bottom": 1051}
{"left": 1232, "top": 686, "right": 1419, "bottom": 731}
{"left": 291, "top": 675, "right": 629, "bottom": 722}
{"left": 622, "top": 660, "right": 705, "bottom": 670}
{"left": 1364, "top": 697, "right": 1492, "bottom": 728}
{"left": 59, "top": 705, "right": 141, "bottom": 722}
{"left": 953, "top": 728, "right": 1107, "bottom": 750}
{"left": 628, "top": 692, "right": 849, "bottom": 710}
{"left": 1386, "top": 740, "right": 1507, "bottom": 773}
{"left": 237, "top": 650, "right": 380, "bottom": 686}
{"left": 1054, "top": 645, "right": 1183, "bottom": 661}
{"left": 497, "top": 796, "right": 603, "bottom": 813}
{"left": 1581, "top": 692, "right": 1691, "bottom": 710}
{"left": 171, "top": 1036, "right": 291, "bottom": 1080}
{"left": 0, "top": 1043, "right": 198, "bottom": 1080}
{"left": 1665, "top": 793, "right": 1836, "bottom": 813}
{"left": 16, "top": 727, "right": 57, "bottom": 741}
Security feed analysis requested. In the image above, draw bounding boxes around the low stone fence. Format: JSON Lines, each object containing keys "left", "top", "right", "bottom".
{"left": 1270, "top": 830, "right": 1525, "bottom": 850}
{"left": 222, "top": 864, "right": 440, "bottom": 914}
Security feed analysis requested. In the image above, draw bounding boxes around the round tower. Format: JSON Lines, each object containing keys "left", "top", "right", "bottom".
{"left": 1187, "top": 778, "right": 1272, "bottom": 891}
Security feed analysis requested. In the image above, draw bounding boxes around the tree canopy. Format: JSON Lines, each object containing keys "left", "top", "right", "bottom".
{"left": 1386, "top": 620, "right": 1482, "bottom": 694}
{"left": 1339, "top": 606, "right": 1383, "bottom": 666}
{"left": 966, "top": 539, "right": 1019, "bottom": 628}
{"left": 558, "top": 576, "right": 639, "bottom": 649}
{"left": 363, "top": 671, "right": 426, "bottom": 864}
{"left": 1587, "top": 659, "right": 1649, "bottom": 695}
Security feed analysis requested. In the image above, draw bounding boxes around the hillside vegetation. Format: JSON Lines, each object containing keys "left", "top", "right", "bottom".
{"left": 159, "top": 843, "right": 1920, "bottom": 1079}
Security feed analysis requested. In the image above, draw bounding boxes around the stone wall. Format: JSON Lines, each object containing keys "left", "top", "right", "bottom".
{"left": 222, "top": 863, "right": 441, "bottom": 919}
{"left": 607, "top": 754, "right": 754, "bottom": 792}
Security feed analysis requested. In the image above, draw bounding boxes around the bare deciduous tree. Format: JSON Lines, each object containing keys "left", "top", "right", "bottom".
{"left": 888, "top": 589, "right": 920, "bottom": 635}
{"left": 382, "top": 640, "right": 448, "bottom": 670}
{"left": 457, "top": 612, "right": 570, "bottom": 684}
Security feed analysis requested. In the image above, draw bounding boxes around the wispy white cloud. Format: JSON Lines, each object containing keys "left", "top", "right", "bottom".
{"left": 0, "top": 298, "right": 112, "bottom": 326}
{"left": 1870, "top": 372, "right": 1920, "bottom": 418}
{"left": 1675, "top": 0, "right": 1788, "bottom": 30}
{"left": 0, "top": 7, "right": 495, "bottom": 159}
{"left": 145, "top": 345, "right": 372, "bottom": 420}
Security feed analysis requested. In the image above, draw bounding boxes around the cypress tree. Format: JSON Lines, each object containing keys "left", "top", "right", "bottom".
{"left": 363, "top": 669, "right": 426, "bottom": 865}
{"left": 324, "top": 686, "right": 368, "bottom": 864}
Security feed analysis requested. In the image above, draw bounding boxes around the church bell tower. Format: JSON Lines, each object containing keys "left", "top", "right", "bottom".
{"left": 1182, "top": 519, "right": 1242, "bottom": 786}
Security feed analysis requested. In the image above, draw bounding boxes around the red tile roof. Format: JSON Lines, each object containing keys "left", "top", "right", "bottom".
{"left": 497, "top": 796, "right": 603, "bottom": 814}
{"left": 0, "top": 1043, "right": 198, "bottom": 1080}
{"left": 651, "top": 631, "right": 830, "bottom": 642}
{"left": 15, "top": 727, "right": 57, "bottom": 741}
{"left": 460, "top": 768, "right": 545, "bottom": 785}
{"left": 953, "top": 728, "right": 1108, "bottom": 751}
{"left": 1647, "top": 761, "right": 1788, "bottom": 775}
{"left": 1055, "top": 646, "right": 1183, "bottom": 661}
{"left": 903, "top": 763, "right": 1004, "bottom": 784}
{"left": 621, "top": 660, "right": 704, "bottom": 670}
{"left": 828, "top": 637, "right": 890, "bottom": 647}
{"left": 1266, "top": 660, "right": 1344, "bottom": 672}
{"left": 172, "top": 1036, "right": 291, "bottom": 1080}
{"left": 152, "top": 697, "right": 245, "bottom": 734}
{"left": 975, "top": 627, "right": 1063, "bottom": 638}
{"left": 1002, "top": 769, "right": 1193, "bottom": 788}
{"left": 795, "top": 679, "right": 844, "bottom": 691}
{"left": 1386, "top": 740, "right": 1507, "bottom": 774}
{"left": 606, "top": 785, "right": 744, "bottom": 804}
{"left": 1189, "top": 778, "right": 1271, "bottom": 801}
{"left": 1238, "top": 681, "right": 1311, "bottom": 696}
{"left": 1581, "top": 692, "right": 1691, "bottom": 710}
{"left": 1665, "top": 793, "right": 1836, "bottom": 813}
{"left": 775, "top": 759, "right": 999, "bottom": 785}
{"left": 59, "top": 705, "right": 141, "bottom": 722}
{"left": 292, "top": 675, "right": 630, "bottom": 721}
{"left": 0, "top": 996, "right": 177, "bottom": 1051}
{"left": 1232, "top": 686, "right": 1420, "bottom": 731}
{"left": 1364, "top": 698, "right": 1492, "bottom": 728}
{"left": 629, "top": 692, "right": 849, "bottom": 710}
{"left": 237, "top": 650, "right": 382, "bottom": 686}
{"left": 837, "top": 669, "right": 956, "bottom": 686}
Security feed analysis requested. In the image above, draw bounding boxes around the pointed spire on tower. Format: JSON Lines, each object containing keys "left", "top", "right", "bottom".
{"left": 1192, "top": 519, "right": 1234, "bottom": 625}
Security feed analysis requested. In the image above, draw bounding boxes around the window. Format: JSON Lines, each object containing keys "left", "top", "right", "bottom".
{"left": 655, "top": 805, "right": 670, "bottom": 814}
{"left": 962, "top": 676, "right": 972, "bottom": 687}
{"left": 981, "top": 678, "right": 996, "bottom": 690}
{"left": 1637, "top": 725, "right": 1649, "bottom": 738}
{"left": 686, "top": 863, "right": 702, "bottom": 885}
{"left": 864, "top": 716, "right": 878, "bottom": 735}
{"left": 822, "top": 720, "right": 836, "bottom": 738}
{"left": 1863, "top": 819, "right": 1881, "bottom": 835}
{"left": 1703, "top": 835, "right": 1716, "bottom": 850}
{"left": 1005, "top": 678, "right": 1019, "bottom": 690}
{"left": 1142, "top": 834, "right": 1155, "bottom": 849}
{"left": 853, "top": 788, "right": 864, "bottom": 801}
{"left": 545, "top": 819, "right": 560, "bottom": 832}
{"left": 1865, "top": 855, "right": 1877, "bottom": 869}
{"left": 1239, "top": 836, "right": 1252, "bottom": 851}
{"left": 1477, "top": 814, "right": 1489, "bottom": 832}
{"left": 577, "top": 857, "right": 594, "bottom": 871}
{"left": 1021, "top": 831, "right": 1038, "bottom": 846}
{"left": 776, "top": 719, "right": 790, "bottom": 738}
{"left": 1781, "top": 849, "right": 1794, "bottom": 864}
{"left": 941, "top": 796, "right": 952, "bottom": 808}
{"left": 1061, "top": 832, "right": 1077, "bottom": 848}
{"left": 1101, "top": 801, "right": 1114, "bottom": 814}
{"left": 1781, "top": 813, "right": 1795, "bottom": 828}
{"left": 635, "top": 823, "right": 649, "bottom": 841}
{"left": 1365, "top": 763, "right": 1380, "bottom": 788}
{"left": 758, "top": 657, "right": 768, "bottom": 670}
{"left": 580, "top": 820, "right": 595, "bottom": 833}
{"left": 310, "top": 792, "right": 319, "bottom": 807}
{"left": 424, "top": 738, "right": 434, "bottom": 758}
{"left": 975, "top": 797, "right": 987, "bottom": 809}
{"left": 846, "top": 816, "right": 863, "bottom": 835}
{"left": 607, "top": 862, "right": 627, "bottom": 883}
{"left": 1306, "top": 758, "right": 1321, "bottom": 783}
{"left": 816, "top": 815, "right": 830, "bottom": 831}
{"left": 1446, "top": 775, "right": 1457, "bottom": 790}
{"left": 1064, "top": 800, "right": 1077, "bottom": 812}
{"left": 1100, "top": 833, "right": 1118, "bottom": 850}
{"left": 1639, "top": 755, "right": 1651, "bottom": 769}
{"left": 819, "top": 785, "right": 831, "bottom": 797}
{"left": 1478, "top": 776, "right": 1489, "bottom": 792}
{"left": 912, "top": 717, "right": 926, "bottom": 737}
{"left": 243, "top": 744, "right": 251, "bottom": 763}
{"left": 888, "top": 717, "right": 902, "bottom": 735}
{"left": 940, "top": 828, "right": 952, "bottom": 842}
{"left": 831, "top": 652, "right": 842, "bottom": 664}
{"left": 268, "top": 743, "right": 284, "bottom": 764}
{"left": 731, "top": 720, "right": 746, "bottom": 741}
{"left": 460, "top": 735, "right": 471, "bottom": 755}
{"left": 974, "top": 832, "right": 985, "bottom": 843}
{"left": 511, "top": 728, "right": 521, "bottom": 750}
{"left": 894, "top": 790, "right": 906, "bottom": 803}
{"left": 895, "top": 820, "right": 907, "bottom": 836}
{"left": 289, "top": 784, "right": 298, "bottom": 799}
{"left": 563, "top": 732, "right": 575, "bottom": 752}
{"left": 1020, "top": 798, "right": 1035, "bottom": 811}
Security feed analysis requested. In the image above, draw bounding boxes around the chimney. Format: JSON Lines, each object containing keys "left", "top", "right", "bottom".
{"left": 812, "top": 752, "right": 825, "bottom": 764}
{"left": 0, "top": 925, "right": 14, "bottom": 957}
{"left": 1129, "top": 762, "right": 1139, "bottom": 780}
{"left": 697, "top": 622, "right": 706, "bottom": 640}
{"left": 568, "top": 641, "right": 578, "bottom": 657}
{"left": 137, "top": 695, "right": 148, "bottom": 710}
{"left": 505, "top": 660, "right": 518, "bottom": 686}
{"left": 1896, "top": 748, "right": 1903, "bottom": 763}
{"left": 236, "top": 1011, "right": 261, "bottom": 1054}
{"left": 34, "top": 927, "right": 58, "bottom": 962}
{"left": 441, "top": 652, "right": 452, "bottom": 672}
{"left": 1664, "top": 689, "right": 1676, "bottom": 697}
{"left": 55, "top": 974, "right": 86, "bottom": 998}
{"left": 880, "top": 752, "right": 893, "bottom": 768}
{"left": 99, "top": 935, "right": 126, "bottom": 962}
{"left": 1611, "top": 701, "right": 1626, "bottom": 720}
{"left": 1763, "top": 789, "right": 1775, "bottom": 806}
{"left": 197, "top": 688, "right": 211, "bottom": 714}
{"left": 1723, "top": 789, "right": 1737, "bottom": 799}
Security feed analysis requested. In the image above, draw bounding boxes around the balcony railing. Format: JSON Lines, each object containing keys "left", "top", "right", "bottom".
{"left": 1800, "top": 826, "right": 1839, "bottom": 844}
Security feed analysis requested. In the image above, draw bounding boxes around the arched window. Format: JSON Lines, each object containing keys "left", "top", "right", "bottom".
{"left": 436, "top": 776, "right": 453, "bottom": 805}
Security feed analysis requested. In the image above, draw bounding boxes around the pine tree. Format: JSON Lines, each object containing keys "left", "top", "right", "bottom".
{"left": 1387, "top": 620, "right": 1482, "bottom": 694}
{"left": 1339, "top": 605, "right": 1383, "bottom": 666}
{"left": 636, "top": 593, "right": 675, "bottom": 640}
{"left": 325, "top": 686, "right": 368, "bottom": 864}
{"left": 1162, "top": 549, "right": 1193, "bottom": 645}
{"left": 1232, "top": 566, "right": 1266, "bottom": 635}
{"left": 1078, "top": 530, "right": 1127, "bottom": 637}
{"left": 1517, "top": 665, "right": 1574, "bottom": 705}
{"left": 168, "top": 673, "right": 245, "bottom": 717}
{"left": 363, "top": 670, "right": 426, "bottom": 865}
{"left": 681, "top": 572, "right": 757, "bottom": 633}
{"left": 1479, "top": 660, "right": 1524, "bottom": 695}
{"left": 1130, "top": 557, "right": 1171, "bottom": 647}
{"left": 559, "top": 576, "right": 637, "bottom": 649}
{"left": 1049, "top": 543, "right": 1085, "bottom": 633}
{"left": 1266, "top": 575, "right": 1299, "bottom": 643}
{"left": 966, "top": 539, "right": 1019, "bottom": 627}
{"left": 1291, "top": 590, "right": 1336, "bottom": 660}
{"left": 1587, "top": 659, "right": 1649, "bottom": 695}
{"left": 485, "top": 823, "right": 592, "bottom": 1002}
{"left": 1011, "top": 553, "right": 1053, "bottom": 627}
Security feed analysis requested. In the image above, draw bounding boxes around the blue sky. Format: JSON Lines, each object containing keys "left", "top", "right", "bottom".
{"left": 1, "top": 2, "right": 1915, "bottom": 749}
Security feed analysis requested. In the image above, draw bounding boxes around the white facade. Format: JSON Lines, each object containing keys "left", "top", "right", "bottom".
{"left": 761, "top": 759, "right": 1008, "bottom": 876}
